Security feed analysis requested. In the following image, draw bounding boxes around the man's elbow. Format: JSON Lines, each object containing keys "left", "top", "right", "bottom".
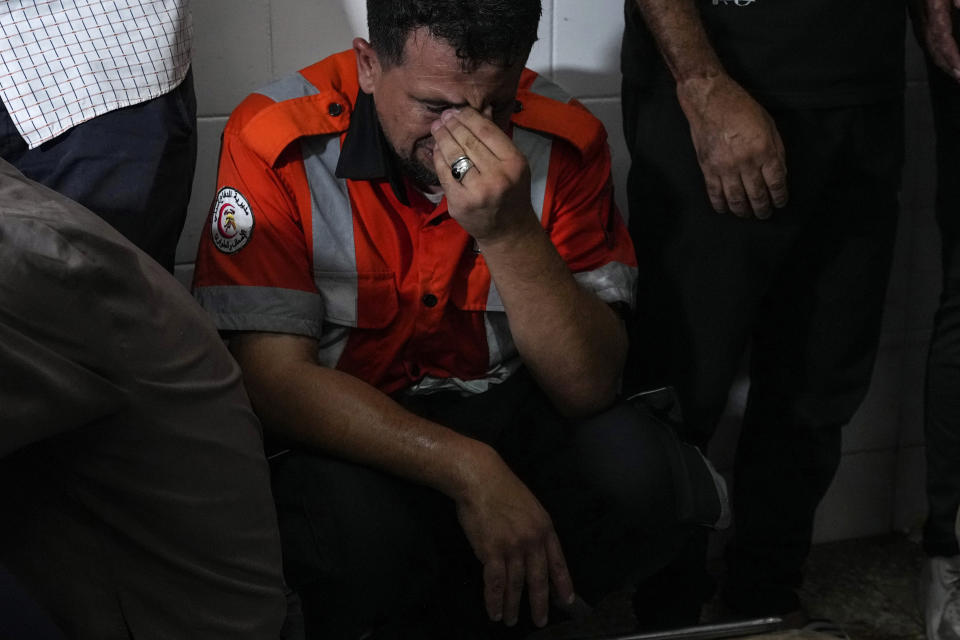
{"left": 558, "top": 330, "right": 628, "bottom": 417}
{"left": 552, "top": 367, "right": 624, "bottom": 420}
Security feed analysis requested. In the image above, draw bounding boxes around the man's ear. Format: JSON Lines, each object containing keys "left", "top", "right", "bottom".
{"left": 354, "top": 37, "right": 380, "bottom": 94}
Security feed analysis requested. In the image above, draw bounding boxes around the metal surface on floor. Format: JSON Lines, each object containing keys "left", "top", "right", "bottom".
{"left": 528, "top": 533, "right": 926, "bottom": 640}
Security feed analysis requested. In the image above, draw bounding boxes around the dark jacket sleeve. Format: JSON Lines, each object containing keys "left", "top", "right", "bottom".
{"left": 0, "top": 213, "right": 124, "bottom": 457}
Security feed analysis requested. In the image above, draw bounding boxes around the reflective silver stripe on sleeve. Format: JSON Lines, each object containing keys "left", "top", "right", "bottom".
{"left": 300, "top": 135, "right": 360, "bottom": 326}
{"left": 573, "top": 262, "right": 638, "bottom": 309}
{"left": 487, "top": 127, "right": 553, "bottom": 311}
{"left": 485, "top": 310, "right": 517, "bottom": 368}
{"left": 404, "top": 303, "right": 521, "bottom": 395}
{"left": 529, "top": 75, "right": 572, "bottom": 104}
{"left": 254, "top": 72, "right": 320, "bottom": 102}
{"left": 404, "top": 360, "right": 522, "bottom": 396}
{"left": 194, "top": 285, "right": 324, "bottom": 338}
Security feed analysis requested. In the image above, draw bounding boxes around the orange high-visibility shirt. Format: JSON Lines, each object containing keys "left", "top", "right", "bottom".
{"left": 193, "top": 50, "right": 637, "bottom": 396}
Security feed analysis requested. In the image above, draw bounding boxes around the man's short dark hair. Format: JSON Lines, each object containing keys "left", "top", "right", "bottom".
{"left": 367, "top": 0, "right": 542, "bottom": 71}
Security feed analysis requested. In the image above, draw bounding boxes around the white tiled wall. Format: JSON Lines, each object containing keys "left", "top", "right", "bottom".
{"left": 180, "top": 1, "right": 940, "bottom": 544}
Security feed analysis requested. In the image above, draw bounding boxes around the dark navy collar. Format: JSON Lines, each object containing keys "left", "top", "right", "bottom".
{"left": 334, "top": 90, "right": 410, "bottom": 205}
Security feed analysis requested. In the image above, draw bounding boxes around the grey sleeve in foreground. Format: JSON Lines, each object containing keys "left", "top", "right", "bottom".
{"left": 0, "top": 322, "right": 124, "bottom": 458}
{"left": 0, "top": 214, "right": 124, "bottom": 456}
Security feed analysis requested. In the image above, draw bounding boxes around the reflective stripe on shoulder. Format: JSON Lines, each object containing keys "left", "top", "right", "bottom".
{"left": 299, "top": 134, "right": 360, "bottom": 327}
{"left": 486, "top": 127, "right": 552, "bottom": 311}
{"left": 514, "top": 72, "right": 604, "bottom": 158}
{"left": 255, "top": 72, "right": 320, "bottom": 102}
{"left": 528, "top": 74, "right": 572, "bottom": 104}
{"left": 242, "top": 72, "right": 351, "bottom": 166}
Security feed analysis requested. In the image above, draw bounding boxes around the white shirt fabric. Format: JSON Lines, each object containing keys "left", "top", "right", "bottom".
{"left": 0, "top": 0, "right": 191, "bottom": 148}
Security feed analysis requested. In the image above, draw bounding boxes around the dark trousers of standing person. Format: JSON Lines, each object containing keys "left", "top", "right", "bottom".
{"left": 622, "top": 79, "right": 904, "bottom": 617}
{"left": 924, "top": 39, "right": 960, "bottom": 559}
{"left": 0, "top": 70, "right": 197, "bottom": 273}
{"left": 0, "top": 567, "right": 66, "bottom": 640}
{"left": 270, "top": 368, "right": 725, "bottom": 639}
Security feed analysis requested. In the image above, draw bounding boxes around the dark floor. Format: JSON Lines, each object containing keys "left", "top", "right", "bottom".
{"left": 529, "top": 533, "right": 927, "bottom": 639}
{"left": 790, "top": 534, "right": 925, "bottom": 640}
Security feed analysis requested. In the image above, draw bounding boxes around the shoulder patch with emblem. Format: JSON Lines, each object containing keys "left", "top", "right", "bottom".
{"left": 211, "top": 187, "right": 255, "bottom": 254}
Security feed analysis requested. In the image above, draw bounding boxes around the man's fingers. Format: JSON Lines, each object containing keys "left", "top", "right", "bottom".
{"left": 742, "top": 170, "right": 772, "bottom": 219}
{"left": 430, "top": 121, "right": 476, "bottom": 188}
{"left": 721, "top": 175, "right": 750, "bottom": 217}
{"left": 436, "top": 109, "right": 499, "bottom": 170}
{"left": 934, "top": 35, "right": 960, "bottom": 78}
{"left": 944, "top": 39, "right": 960, "bottom": 79}
{"left": 704, "top": 173, "right": 728, "bottom": 213}
{"left": 504, "top": 555, "right": 525, "bottom": 627}
{"left": 483, "top": 559, "right": 506, "bottom": 623}
{"left": 926, "top": 2, "right": 960, "bottom": 79}
{"left": 448, "top": 107, "right": 515, "bottom": 159}
{"left": 525, "top": 548, "right": 550, "bottom": 628}
{"left": 545, "top": 533, "right": 575, "bottom": 610}
{"left": 761, "top": 161, "right": 789, "bottom": 210}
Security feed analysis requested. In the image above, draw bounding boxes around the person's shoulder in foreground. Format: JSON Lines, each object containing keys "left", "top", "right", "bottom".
{"left": 0, "top": 158, "right": 287, "bottom": 639}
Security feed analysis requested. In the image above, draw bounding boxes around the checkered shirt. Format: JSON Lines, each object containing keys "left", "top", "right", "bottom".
{"left": 0, "top": 0, "right": 191, "bottom": 148}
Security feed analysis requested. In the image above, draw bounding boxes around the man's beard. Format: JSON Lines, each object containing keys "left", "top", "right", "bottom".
{"left": 395, "top": 139, "right": 440, "bottom": 189}
{"left": 398, "top": 154, "right": 439, "bottom": 189}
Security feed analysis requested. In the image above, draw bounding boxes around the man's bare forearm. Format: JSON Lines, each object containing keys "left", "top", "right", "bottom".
{"left": 428, "top": 107, "right": 627, "bottom": 415}
{"left": 479, "top": 218, "right": 627, "bottom": 418}
{"left": 230, "top": 332, "right": 492, "bottom": 500}
{"left": 631, "top": 0, "right": 788, "bottom": 217}
{"left": 230, "top": 331, "right": 578, "bottom": 626}
{"left": 633, "top": 0, "right": 725, "bottom": 84}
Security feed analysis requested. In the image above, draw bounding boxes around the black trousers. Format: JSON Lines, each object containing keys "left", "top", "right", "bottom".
{"left": 924, "top": 39, "right": 960, "bottom": 558}
{"left": 622, "top": 80, "right": 904, "bottom": 614}
{"left": 271, "top": 370, "right": 722, "bottom": 638}
{"left": 0, "top": 70, "right": 197, "bottom": 273}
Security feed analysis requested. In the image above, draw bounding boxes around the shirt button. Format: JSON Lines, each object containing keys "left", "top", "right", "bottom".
{"left": 513, "top": 100, "right": 523, "bottom": 113}
{"left": 328, "top": 102, "right": 344, "bottom": 117}
{"left": 422, "top": 293, "right": 438, "bottom": 307}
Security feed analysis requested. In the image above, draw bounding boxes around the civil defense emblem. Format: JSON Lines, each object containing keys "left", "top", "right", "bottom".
{"left": 211, "top": 187, "right": 254, "bottom": 254}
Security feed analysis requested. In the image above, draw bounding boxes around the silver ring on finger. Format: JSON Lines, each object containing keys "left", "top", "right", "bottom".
{"left": 450, "top": 155, "right": 474, "bottom": 182}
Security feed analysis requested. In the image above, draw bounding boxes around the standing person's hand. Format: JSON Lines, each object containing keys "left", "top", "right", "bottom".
{"left": 677, "top": 73, "right": 788, "bottom": 219}
{"left": 917, "top": 0, "right": 960, "bottom": 81}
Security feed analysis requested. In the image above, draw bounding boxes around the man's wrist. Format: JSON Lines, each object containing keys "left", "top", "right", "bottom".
{"left": 474, "top": 210, "right": 544, "bottom": 257}
{"left": 676, "top": 71, "right": 735, "bottom": 107}
{"left": 432, "top": 435, "right": 500, "bottom": 502}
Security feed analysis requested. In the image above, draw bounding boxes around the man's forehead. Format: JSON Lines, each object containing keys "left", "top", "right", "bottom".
{"left": 398, "top": 28, "right": 519, "bottom": 76}
{"left": 392, "top": 29, "right": 523, "bottom": 96}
